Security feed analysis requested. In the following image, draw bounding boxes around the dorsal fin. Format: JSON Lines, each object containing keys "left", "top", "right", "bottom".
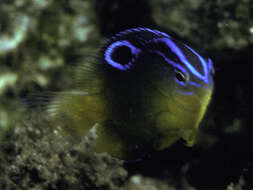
{"left": 73, "top": 56, "right": 103, "bottom": 93}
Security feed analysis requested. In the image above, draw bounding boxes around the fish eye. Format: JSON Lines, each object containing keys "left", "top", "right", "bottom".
{"left": 175, "top": 69, "right": 187, "bottom": 84}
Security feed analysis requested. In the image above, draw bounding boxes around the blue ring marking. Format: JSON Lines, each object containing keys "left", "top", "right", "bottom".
{"left": 154, "top": 38, "right": 209, "bottom": 83}
{"left": 105, "top": 40, "right": 141, "bottom": 70}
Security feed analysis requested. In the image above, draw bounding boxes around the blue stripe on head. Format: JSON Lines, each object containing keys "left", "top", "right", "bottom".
{"left": 184, "top": 44, "right": 209, "bottom": 82}
{"left": 105, "top": 40, "right": 141, "bottom": 70}
{"left": 104, "top": 28, "right": 212, "bottom": 86}
{"left": 176, "top": 90, "right": 194, "bottom": 95}
{"left": 155, "top": 38, "right": 209, "bottom": 83}
{"left": 208, "top": 58, "right": 215, "bottom": 75}
{"left": 188, "top": 81, "right": 201, "bottom": 87}
{"left": 112, "top": 27, "right": 169, "bottom": 41}
{"left": 154, "top": 50, "right": 188, "bottom": 87}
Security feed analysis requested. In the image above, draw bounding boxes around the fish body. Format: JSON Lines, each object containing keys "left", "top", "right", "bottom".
{"left": 49, "top": 28, "right": 214, "bottom": 160}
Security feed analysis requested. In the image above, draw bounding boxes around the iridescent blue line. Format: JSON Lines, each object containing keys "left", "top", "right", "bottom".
{"left": 176, "top": 90, "right": 194, "bottom": 95}
{"left": 155, "top": 38, "right": 209, "bottom": 83}
{"left": 184, "top": 44, "right": 209, "bottom": 83}
{"left": 188, "top": 81, "right": 201, "bottom": 87}
{"left": 112, "top": 27, "right": 169, "bottom": 40}
{"left": 104, "top": 40, "right": 141, "bottom": 70}
{"left": 154, "top": 50, "right": 188, "bottom": 87}
{"left": 208, "top": 58, "right": 215, "bottom": 75}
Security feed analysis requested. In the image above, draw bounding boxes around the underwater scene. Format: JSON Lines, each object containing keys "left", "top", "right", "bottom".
{"left": 0, "top": 0, "right": 252, "bottom": 189}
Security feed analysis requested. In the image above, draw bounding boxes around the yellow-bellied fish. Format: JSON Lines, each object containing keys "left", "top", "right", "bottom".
{"left": 48, "top": 28, "right": 214, "bottom": 160}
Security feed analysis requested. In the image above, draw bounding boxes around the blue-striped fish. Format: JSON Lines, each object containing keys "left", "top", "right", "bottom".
{"left": 48, "top": 28, "right": 214, "bottom": 160}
